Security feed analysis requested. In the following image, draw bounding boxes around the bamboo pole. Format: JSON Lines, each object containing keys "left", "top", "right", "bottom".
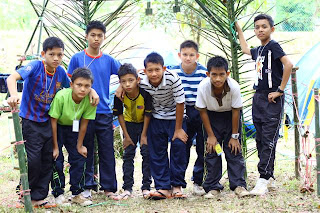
{"left": 12, "top": 110, "right": 33, "bottom": 212}
{"left": 291, "top": 67, "right": 300, "bottom": 179}
{"left": 314, "top": 88, "right": 320, "bottom": 196}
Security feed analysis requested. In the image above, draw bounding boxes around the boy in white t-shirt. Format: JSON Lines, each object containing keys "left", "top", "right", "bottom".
{"left": 195, "top": 56, "right": 249, "bottom": 198}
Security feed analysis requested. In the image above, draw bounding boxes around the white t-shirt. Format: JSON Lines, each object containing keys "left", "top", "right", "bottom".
{"left": 195, "top": 77, "right": 242, "bottom": 112}
{"left": 139, "top": 70, "right": 185, "bottom": 120}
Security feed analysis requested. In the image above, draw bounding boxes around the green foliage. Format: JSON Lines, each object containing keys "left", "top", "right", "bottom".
{"left": 275, "top": 0, "right": 316, "bottom": 31}
{"left": 0, "top": 0, "right": 36, "bottom": 30}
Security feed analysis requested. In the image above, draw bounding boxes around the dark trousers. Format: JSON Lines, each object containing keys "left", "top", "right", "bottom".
{"left": 147, "top": 117, "right": 187, "bottom": 190}
{"left": 22, "top": 118, "right": 53, "bottom": 201}
{"left": 202, "top": 111, "right": 246, "bottom": 192}
{"left": 185, "top": 106, "right": 204, "bottom": 185}
{"left": 85, "top": 113, "right": 117, "bottom": 192}
{"left": 51, "top": 125, "right": 87, "bottom": 197}
{"left": 122, "top": 122, "right": 151, "bottom": 192}
{"left": 252, "top": 92, "right": 284, "bottom": 180}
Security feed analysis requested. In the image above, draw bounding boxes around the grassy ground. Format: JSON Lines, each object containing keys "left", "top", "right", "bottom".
{"left": 0, "top": 113, "right": 319, "bottom": 213}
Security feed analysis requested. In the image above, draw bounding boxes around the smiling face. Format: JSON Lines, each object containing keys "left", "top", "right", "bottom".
{"left": 178, "top": 47, "right": 199, "bottom": 71}
{"left": 254, "top": 19, "right": 274, "bottom": 45}
{"left": 41, "top": 47, "right": 64, "bottom": 72}
{"left": 86, "top": 28, "right": 105, "bottom": 50}
{"left": 206, "top": 67, "right": 230, "bottom": 89}
{"left": 144, "top": 62, "right": 165, "bottom": 87}
{"left": 120, "top": 73, "right": 139, "bottom": 95}
{"left": 70, "top": 77, "right": 92, "bottom": 103}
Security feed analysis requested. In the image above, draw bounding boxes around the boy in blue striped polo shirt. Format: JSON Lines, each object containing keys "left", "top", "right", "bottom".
{"left": 167, "top": 40, "right": 207, "bottom": 195}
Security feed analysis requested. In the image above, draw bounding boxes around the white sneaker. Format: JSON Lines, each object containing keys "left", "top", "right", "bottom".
{"left": 81, "top": 189, "right": 92, "bottom": 198}
{"left": 203, "top": 190, "right": 220, "bottom": 199}
{"left": 267, "top": 178, "right": 276, "bottom": 191}
{"left": 72, "top": 194, "right": 93, "bottom": 206}
{"left": 55, "top": 194, "right": 71, "bottom": 207}
{"left": 250, "top": 178, "right": 269, "bottom": 196}
{"left": 193, "top": 183, "right": 206, "bottom": 196}
{"left": 234, "top": 186, "right": 250, "bottom": 198}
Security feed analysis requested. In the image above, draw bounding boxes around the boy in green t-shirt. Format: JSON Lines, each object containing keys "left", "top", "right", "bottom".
{"left": 49, "top": 67, "right": 97, "bottom": 206}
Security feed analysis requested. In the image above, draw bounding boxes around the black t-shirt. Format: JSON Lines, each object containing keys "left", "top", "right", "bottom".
{"left": 251, "top": 40, "right": 285, "bottom": 91}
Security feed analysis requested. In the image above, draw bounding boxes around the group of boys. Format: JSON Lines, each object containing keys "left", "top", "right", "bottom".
{"left": 6, "top": 13, "right": 292, "bottom": 208}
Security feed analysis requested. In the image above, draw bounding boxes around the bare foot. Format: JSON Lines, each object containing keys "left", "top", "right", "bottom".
{"left": 119, "top": 190, "right": 132, "bottom": 200}
{"left": 105, "top": 191, "right": 120, "bottom": 201}
{"left": 142, "top": 189, "right": 150, "bottom": 199}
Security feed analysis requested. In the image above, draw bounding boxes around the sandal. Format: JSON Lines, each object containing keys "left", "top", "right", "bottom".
{"left": 149, "top": 190, "right": 172, "bottom": 200}
{"left": 119, "top": 191, "right": 132, "bottom": 200}
{"left": 172, "top": 191, "right": 187, "bottom": 199}
{"left": 33, "top": 201, "right": 57, "bottom": 209}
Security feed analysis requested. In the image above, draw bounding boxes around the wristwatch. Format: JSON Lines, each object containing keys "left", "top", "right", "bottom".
{"left": 231, "top": 133, "right": 240, "bottom": 139}
{"left": 276, "top": 87, "right": 284, "bottom": 94}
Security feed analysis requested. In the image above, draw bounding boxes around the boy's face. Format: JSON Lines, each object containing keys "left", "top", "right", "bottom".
{"left": 178, "top": 47, "right": 199, "bottom": 67}
{"left": 86, "top": 28, "right": 105, "bottom": 50}
{"left": 41, "top": 47, "right": 64, "bottom": 70}
{"left": 206, "top": 67, "right": 230, "bottom": 89}
{"left": 144, "top": 62, "right": 165, "bottom": 87}
{"left": 120, "top": 74, "right": 139, "bottom": 94}
{"left": 70, "top": 77, "right": 92, "bottom": 100}
{"left": 254, "top": 19, "right": 274, "bottom": 43}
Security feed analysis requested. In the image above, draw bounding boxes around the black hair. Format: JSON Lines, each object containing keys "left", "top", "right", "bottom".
{"left": 86, "top": 20, "right": 106, "bottom": 34}
{"left": 180, "top": 40, "right": 199, "bottom": 52}
{"left": 118, "top": 63, "right": 138, "bottom": 79}
{"left": 143, "top": 52, "right": 164, "bottom": 68}
{"left": 71, "top": 67, "right": 94, "bottom": 83}
{"left": 254, "top": 14, "right": 274, "bottom": 28}
{"left": 207, "top": 56, "right": 228, "bottom": 73}
{"left": 43, "top": 37, "right": 64, "bottom": 52}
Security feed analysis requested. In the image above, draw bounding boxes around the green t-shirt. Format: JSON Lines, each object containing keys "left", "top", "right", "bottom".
{"left": 49, "top": 88, "right": 97, "bottom": 126}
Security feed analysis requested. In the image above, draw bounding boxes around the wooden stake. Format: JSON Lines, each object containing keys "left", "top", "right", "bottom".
{"left": 314, "top": 88, "right": 320, "bottom": 196}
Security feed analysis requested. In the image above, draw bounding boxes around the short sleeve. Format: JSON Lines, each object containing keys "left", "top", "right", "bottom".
{"left": 111, "top": 58, "right": 121, "bottom": 75}
{"left": 142, "top": 89, "right": 153, "bottom": 117}
{"left": 270, "top": 42, "right": 285, "bottom": 60}
{"left": 17, "top": 61, "right": 40, "bottom": 80}
{"left": 171, "top": 73, "right": 185, "bottom": 104}
{"left": 67, "top": 55, "right": 78, "bottom": 77}
{"left": 82, "top": 99, "right": 97, "bottom": 120}
{"left": 59, "top": 67, "right": 71, "bottom": 88}
{"left": 250, "top": 47, "right": 258, "bottom": 61}
{"left": 230, "top": 80, "right": 243, "bottom": 109}
{"left": 49, "top": 91, "right": 63, "bottom": 119}
{"left": 112, "top": 96, "right": 123, "bottom": 116}
{"left": 195, "top": 82, "right": 207, "bottom": 109}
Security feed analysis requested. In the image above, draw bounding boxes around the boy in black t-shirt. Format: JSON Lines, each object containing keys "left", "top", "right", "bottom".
{"left": 113, "top": 63, "right": 152, "bottom": 200}
{"left": 236, "top": 14, "right": 293, "bottom": 196}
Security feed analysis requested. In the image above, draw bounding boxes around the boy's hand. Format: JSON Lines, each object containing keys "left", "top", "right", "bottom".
{"left": 228, "top": 138, "right": 241, "bottom": 155}
{"left": 7, "top": 95, "right": 20, "bottom": 110}
{"left": 53, "top": 148, "right": 59, "bottom": 161}
{"left": 140, "top": 135, "right": 148, "bottom": 146}
{"left": 123, "top": 136, "right": 135, "bottom": 149}
{"left": 115, "top": 86, "right": 125, "bottom": 101}
{"left": 172, "top": 129, "right": 188, "bottom": 144}
{"left": 206, "top": 136, "right": 218, "bottom": 154}
{"left": 268, "top": 92, "right": 282, "bottom": 103}
{"left": 77, "top": 146, "right": 88, "bottom": 158}
{"left": 235, "top": 21, "right": 241, "bottom": 32}
{"left": 89, "top": 89, "right": 100, "bottom": 106}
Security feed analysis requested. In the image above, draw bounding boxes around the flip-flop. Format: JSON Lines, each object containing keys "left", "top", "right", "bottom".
{"left": 172, "top": 191, "right": 187, "bottom": 199}
{"left": 119, "top": 192, "right": 131, "bottom": 200}
{"left": 142, "top": 192, "right": 150, "bottom": 199}
{"left": 34, "top": 201, "right": 57, "bottom": 209}
{"left": 106, "top": 193, "right": 120, "bottom": 201}
{"left": 149, "top": 190, "right": 172, "bottom": 200}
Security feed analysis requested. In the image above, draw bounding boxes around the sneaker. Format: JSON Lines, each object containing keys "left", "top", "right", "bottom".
{"left": 203, "top": 190, "right": 220, "bottom": 199}
{"left": 267, "top": 178, "right": 276, "bottom": 191}
{"left": 193, "top": 183, "right": 206, "bottom": 196}
{"left": 234, "top": 186, "right": 250, "bottom": 198}
{"left": 71, "top": 195, "right": 93, "bottom": 206}
{"left": 55, "top": 194, "right": 71, "bottom": 207}
{"left": 81, "top": 189, "right": 92, "bottom": 198}
{"left": 250, "top": 178, "right": 269, "bottom": 196}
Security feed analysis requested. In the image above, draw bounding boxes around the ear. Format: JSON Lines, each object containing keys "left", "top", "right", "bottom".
{"left": 178, "top": 52, "right": 181, "bottom": 59}
{"left": 226, "top": 71, "right": 231, "bottom": 77}
{"left": 41, "top": 51, "right": 45, "bottom": 58}
{"left": 163, "top": 66, "right": 166, "bottom": 71}
{"left": 196, "top": 53, "right": 200, "bottom": 61}
{"left": 206, "top": 71, "right": 210, "bottom": 77}
{"left": 85, "top": 34, "right": 88, "bottom": 41}
{"left": 143, "top": 69, "right": 147, "bottom": 74}
{"left": 271, "top": 26, "right": 275, "bottom": 33}
{"left": 137, "top": 76, "right": 141, "bottom": 84}
{"left": 70, "top": 81, "right": 73, "bottom": 87}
